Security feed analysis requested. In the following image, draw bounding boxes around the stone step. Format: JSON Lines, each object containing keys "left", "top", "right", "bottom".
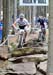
{"left": 37, "top": 61, "right": 47, "bottom": 75}
{"left": 11, "top": 47, "right": 48, "bottom": 57}
{"left": 6, "top": 62, "right": 36, "bottom": 75}
{"left": 8, "top": 54, "right": 48, "bottom": 63}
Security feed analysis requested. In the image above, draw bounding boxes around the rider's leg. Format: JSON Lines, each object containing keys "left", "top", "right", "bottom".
{"left": 42, "top": 28, "right": 46, "bottom": 41}
{"left": 23, "top": 30, "right": 27, "bottom": 43}
{"left": 24, "top": 25, "right": 31, "bottom": 43}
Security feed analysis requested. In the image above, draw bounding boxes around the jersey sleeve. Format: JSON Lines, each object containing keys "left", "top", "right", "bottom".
{"left": 24, "top": 18, "right": 30, "bottom": 25}
{"left": 13, "top": 18, "right": 19, "bottom": 28}
{"left": 14, "top": 18, "right": 19, "bottom": 24}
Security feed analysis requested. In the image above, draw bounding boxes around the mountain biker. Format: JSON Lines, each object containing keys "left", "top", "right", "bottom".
{"left": 37, "top": 16, "right": 46, "bottom": 41}
{"left": 12, "top": 13, "right": 30, "bottom": 43}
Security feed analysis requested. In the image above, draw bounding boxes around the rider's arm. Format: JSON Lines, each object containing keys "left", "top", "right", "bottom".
{"left": 24, "top": 19, "right": 31, "bottom": 32}
{"left": 25, "top": 18, "right": 30, "bottom": 27}
{"left": 12, "top": 19, "right": 19, "bottom": 30}
{"left": 12, "top": 22, "right": 16, "bottom": 28}
{"left": 27, "top": 21, "right": 31, "bottom": 28}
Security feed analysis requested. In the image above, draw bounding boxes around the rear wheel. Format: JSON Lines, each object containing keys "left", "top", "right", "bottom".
{"left": 38, "top": 32, "right": 42, "bottom": 42}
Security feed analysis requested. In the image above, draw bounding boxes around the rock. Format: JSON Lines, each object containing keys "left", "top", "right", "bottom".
{"left": 0, "top": 46, "right": 8, "bottom": 60}
{"left": 8, "top": 54, "right": 48, "bottom": 63}
{"left": 6, "top": 62, "right": 36, "bottom": 75}
{"left": 25, "top": 32, "right": 39, "bottom": 42}
{"left": 0, "top": 60, "right": 8, "bottom": 68}
{"left": 37, "top": 61, "right": 47, "bottom": 74}
{"left": 8, "top": 35, "right": 18, "bottom": 46}
{"left": 11, "top": 47, "right": 48, "bottom": 57}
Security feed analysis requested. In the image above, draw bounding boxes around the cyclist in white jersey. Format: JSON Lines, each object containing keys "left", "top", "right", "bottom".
{"left": 12, "top": 13, "right": 31, "bottom": 43}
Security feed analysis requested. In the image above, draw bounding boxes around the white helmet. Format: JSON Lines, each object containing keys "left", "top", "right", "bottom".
{"left": 19, "top": 13, "right": 24, "bottom": 18}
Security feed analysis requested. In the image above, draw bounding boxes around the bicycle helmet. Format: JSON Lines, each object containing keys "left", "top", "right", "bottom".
{"left": 19, "top": 13, "right": 25, "bottom": 19}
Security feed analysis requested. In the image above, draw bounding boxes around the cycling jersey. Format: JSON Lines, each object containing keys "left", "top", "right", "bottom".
{"left": 14, "top": 18, "right": 29, "bottom": 29}
{"left": 38, "top": 18, "right": 45, "bottom": 28}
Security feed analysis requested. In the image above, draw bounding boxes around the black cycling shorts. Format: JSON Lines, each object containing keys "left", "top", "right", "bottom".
{"left": 19, "top": 25, "right": 26, "bottom": 29}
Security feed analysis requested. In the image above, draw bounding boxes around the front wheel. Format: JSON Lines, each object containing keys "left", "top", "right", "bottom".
{"left": 18, "top": 34, "right": 23, "bottom": 48}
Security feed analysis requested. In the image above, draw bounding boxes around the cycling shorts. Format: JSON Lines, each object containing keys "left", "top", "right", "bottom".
{"left": 19, "top": 25, "right": 26, "bottom": 29}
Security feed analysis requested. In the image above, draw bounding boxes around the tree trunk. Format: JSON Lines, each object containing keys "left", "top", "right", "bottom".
{"left": 13, "top": 0, "right": 17, "bottom": 21}
{"left": 47, "top": 0, "right": 53, "bottom": 75}
{"left": 0, "top": 0, "right": 1, "bottom": 20}
{"left": 3, "top": 0, "right": 10, "bottom": 41}
{"left": 0, "top": 0, "right": 2, "bottom": 20}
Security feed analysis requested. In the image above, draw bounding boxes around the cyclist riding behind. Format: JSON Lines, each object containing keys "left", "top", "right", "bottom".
{"left": 37, "top": 15, "right": 46, "bottom": 41}
{"left": 12, "top": 13, "right": 31, "bottom": 43}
